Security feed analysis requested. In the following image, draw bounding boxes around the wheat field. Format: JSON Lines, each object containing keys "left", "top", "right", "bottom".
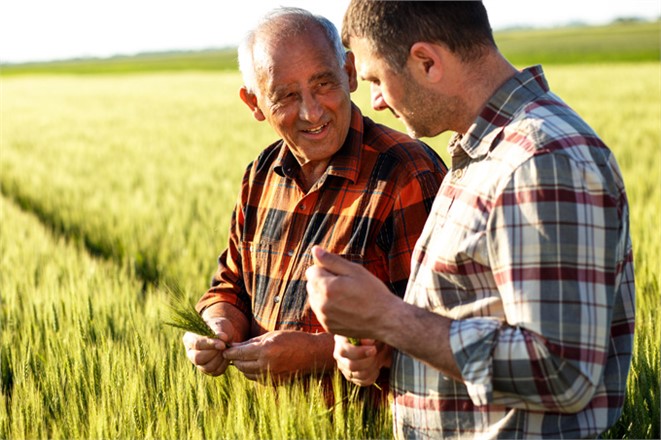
{"left": 1, "top": 62, "right": 659, "bottom": 438}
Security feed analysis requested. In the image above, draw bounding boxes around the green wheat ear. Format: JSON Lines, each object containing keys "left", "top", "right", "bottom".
{"left": 162, "top": 283, "right": 216, "bottom": 338}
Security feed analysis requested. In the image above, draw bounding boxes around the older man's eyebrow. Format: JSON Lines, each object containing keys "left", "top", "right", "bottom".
{"left": 309, "top": 71, "right": 339, "bottom": 84}
{"left": 266, "top": 83, "right": 296, "bottom": 101}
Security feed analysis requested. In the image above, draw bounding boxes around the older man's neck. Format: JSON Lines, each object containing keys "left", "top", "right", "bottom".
{"left": 299, "top": 160, "right": 330, "bottom": 192}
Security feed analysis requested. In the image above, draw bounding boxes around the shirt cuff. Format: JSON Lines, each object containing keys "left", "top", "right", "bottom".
{"left": 449, "top": 317, "right": 501, "bottom": 406}
{"left": 196, "top": 292, "right": 251, "bottom": 317}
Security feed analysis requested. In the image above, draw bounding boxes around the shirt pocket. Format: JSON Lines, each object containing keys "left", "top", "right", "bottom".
{"left": 240, "top": 239, "right": 279, "bottom": 314}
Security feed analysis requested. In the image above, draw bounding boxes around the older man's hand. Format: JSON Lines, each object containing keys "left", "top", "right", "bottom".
{"left": 222, "top": 330, "right": 334, "bottom": 381}
{"left": 182, "top": 317, "right": 235, "bottom": 376}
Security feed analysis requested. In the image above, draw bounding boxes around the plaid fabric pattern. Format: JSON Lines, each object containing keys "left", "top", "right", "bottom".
{"left": 391, "top": 66, "right": 635, "bottom": 439}
{"left": 197, "top": 104, "right": 447, "bottom": 336}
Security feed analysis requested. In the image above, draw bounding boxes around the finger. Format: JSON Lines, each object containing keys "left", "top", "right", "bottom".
{"left": 232, "top": 359, "right": 262, "bottom": 376}
{"left": 203, "top": 319, "right": 233, "bottom": 343}
{"left": 349, "top": 371, "right": 378, "bottom": 387}
{"left": 339, "top": 366, "right": 353, "bottom": 382}
{"left": 338, "top": 359, "right": 379, "bottom": 386}
{"left": 241, "top": 369, "right": 268, "bottom": 382}
{"left": 340, "top": 365, "right": 374, "bottom": 386}
{"left": 223, "top": 341, "right": 258, "bottom": 361}
{"left": 187, "top": 347, "right": 221, "bottom": 366}
{"left": 334, "top": 336, "right": 377, "bottom": 359}
{"left": 336, "top": 352, "right": 377, "bottom": 374}
{"left": 304, "top": 265, "right": 327, "bottom": 283}
{"left": 183, "top": 332, "right": 225, "bottom": 351}
{"left": 305, "top": 266, "right": 339, "bottom": 295}
{"left": 182, "top": 331, "right": 199, "bottom": 349}
{"left": 334, "top": 346, "right": 380, "bottom": 385}
{"left": 336, "top": 335, "right": 378, "bottom": 347}
{"left": 354, "top": 338, "right": 377, "bottom": 346}
{"left": 196, "top": 354, "right": 229, "bottom": 377}
{"left": 310, "top": 246, "right": 357, "bottom": 276}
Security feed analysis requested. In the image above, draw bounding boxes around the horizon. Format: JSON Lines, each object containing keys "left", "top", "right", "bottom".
{"left": 1, "top": 0, "right": 660, "bottom": 64}
{"left": 2, "top": 18, "right": 657, "bottom": 67}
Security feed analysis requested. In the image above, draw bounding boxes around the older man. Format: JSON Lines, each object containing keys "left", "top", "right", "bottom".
{"left": 182, "top": 7, "right": 446, "bottom": 389}
{"left": 307, "top": 1, "right": 635, "bottom": 438}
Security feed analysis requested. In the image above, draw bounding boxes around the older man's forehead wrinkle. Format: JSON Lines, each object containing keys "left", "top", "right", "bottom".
{"left": 265, "top": 67, "right": 338, "bottom": 95}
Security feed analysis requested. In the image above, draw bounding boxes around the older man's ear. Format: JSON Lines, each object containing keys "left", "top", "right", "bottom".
{"left": 239, "top": 87, "right": 266, "bottom": 122}
{"left": 344, "top": 51, "right": 358, "bottom": 93}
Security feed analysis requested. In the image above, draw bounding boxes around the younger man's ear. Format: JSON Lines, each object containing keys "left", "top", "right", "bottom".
{"left": 409, "top": 42, "right": 444, "bottom": 83}
{"left": 239, "top": 87, "right": 266, "bottom": 121}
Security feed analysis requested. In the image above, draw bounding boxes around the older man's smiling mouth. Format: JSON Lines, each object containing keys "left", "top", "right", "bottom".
{"left": 303, "top": 122, "right": 329, "bottom": 134}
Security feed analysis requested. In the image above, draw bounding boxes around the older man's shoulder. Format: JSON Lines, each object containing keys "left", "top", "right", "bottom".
{"left": 362, "top": 116, "right": 444, "bottom": 169}
{"left": 249, "top": 139, "right": 286, "bottom": 173}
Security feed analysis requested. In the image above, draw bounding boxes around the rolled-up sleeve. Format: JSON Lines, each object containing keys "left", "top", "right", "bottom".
{"left": 450, "top": 152, "right": 627, "bottom": 413}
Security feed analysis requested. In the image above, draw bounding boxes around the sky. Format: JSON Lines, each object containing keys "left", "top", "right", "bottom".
{"left": 1, "top": 0, "right": 659, "bottom": 64}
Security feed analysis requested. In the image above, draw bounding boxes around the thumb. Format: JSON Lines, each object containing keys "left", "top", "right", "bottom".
{"left": 310, "top": 246, "right": 355, "bottom": 276}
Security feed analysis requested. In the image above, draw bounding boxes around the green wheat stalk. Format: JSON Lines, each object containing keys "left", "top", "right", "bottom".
{"left": 162, "top": 283, "right": 216, "bottom": 338}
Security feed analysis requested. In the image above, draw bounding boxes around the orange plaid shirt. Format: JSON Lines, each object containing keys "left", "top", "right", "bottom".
{"left": 197, "top": 104, "right": 447, "bottom": 337}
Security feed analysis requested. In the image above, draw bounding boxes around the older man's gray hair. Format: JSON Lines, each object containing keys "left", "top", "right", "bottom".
{"left": 237, "top": 7, "right": 347, "bottom": 94}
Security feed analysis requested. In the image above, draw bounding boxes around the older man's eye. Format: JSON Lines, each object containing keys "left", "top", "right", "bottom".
{"left": 274, "top": 92, "right": 296, "bottom": 103}
{"left": 316, "top": 81, "right": 336, "bottom": 92}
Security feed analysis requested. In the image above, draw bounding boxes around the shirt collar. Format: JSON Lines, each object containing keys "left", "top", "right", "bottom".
{"left": 452, "top": 65, "right": 549, "bottom": 160}
{"left": 273, "top": 103, "right": 364, "bottom": 184}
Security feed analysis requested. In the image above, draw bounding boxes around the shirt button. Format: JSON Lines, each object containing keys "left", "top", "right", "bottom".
{"left": 274, "top": 296, "right": 281, "bottom": 303}
{"left": 299, "top": 204, "right": 306, "bottom": 210}
{"left": 287, "top": 249, "right": 294, "bottom": 257}
{"left": 453, "top": 168, "right": 464, "bottom": 179}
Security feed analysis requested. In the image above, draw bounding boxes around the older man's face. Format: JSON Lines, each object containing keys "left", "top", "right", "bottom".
{"left": 250, "top": 27, "right": 357, "bottom": 167}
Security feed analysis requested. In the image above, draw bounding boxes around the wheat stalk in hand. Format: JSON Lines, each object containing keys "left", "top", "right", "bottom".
{"left": 162, "top": 283, "right": 216, "bottom": 338}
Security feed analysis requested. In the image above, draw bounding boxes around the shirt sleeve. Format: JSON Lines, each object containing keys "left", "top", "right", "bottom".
{"left": 195, "top": 165, "right": 253, "bottom": 318}
{"left": 450, "top": 151, "right": 629, "bottom": 413}
{"left": 379, "top": 165, "right": 445, "bottom": 297}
